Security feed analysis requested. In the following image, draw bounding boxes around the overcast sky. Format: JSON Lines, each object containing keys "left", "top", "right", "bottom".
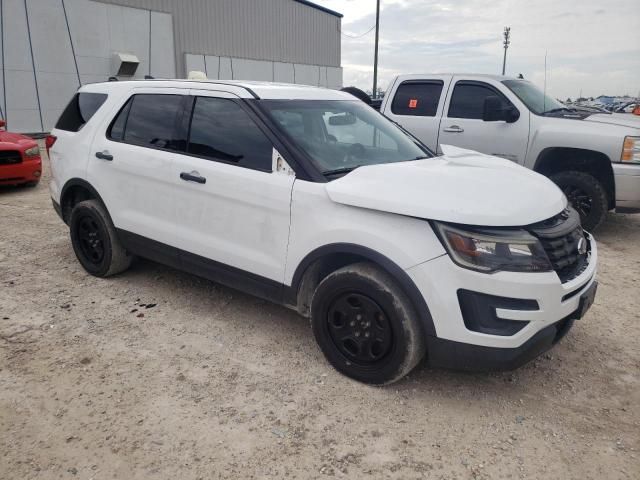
{"left": 314, "top": 0, "right": 640, "bottom": 99}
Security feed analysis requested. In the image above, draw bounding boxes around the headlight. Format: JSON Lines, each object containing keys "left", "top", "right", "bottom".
{"left": 24, "top": 146, "right": 40, "bottom": 157}
{"left": 621, "top": 136, "right": 640, "bottom": 164}
{"left": 434, "top": 223, "right": 552, "bottom": 273}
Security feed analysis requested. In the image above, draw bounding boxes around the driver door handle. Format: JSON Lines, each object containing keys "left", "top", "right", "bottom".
{"left": 95, "top": 151, "right": 113, "bottom": 161}
{"left": 180, "top": 171, "right": 206, "bottom": 184}
{"left": 443, "top": 125, "right": 464, "bottom": 133}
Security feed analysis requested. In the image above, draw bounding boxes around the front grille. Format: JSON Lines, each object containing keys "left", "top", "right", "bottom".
{"left": 528, "top": 208, "right": 590, "bottom": 283}
{"left": 0, "top": 150, "right": 22, "bottom": 165}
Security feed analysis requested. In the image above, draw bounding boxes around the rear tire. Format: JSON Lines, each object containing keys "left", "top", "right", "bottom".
{"left": 69, "top": 200, "right": 133, "bottom": 277}
{"left": 550, "top": 170, "right": 608, "bottom": 231}
{"left": 310, "top": 262, "right": 426, "bottom": 385}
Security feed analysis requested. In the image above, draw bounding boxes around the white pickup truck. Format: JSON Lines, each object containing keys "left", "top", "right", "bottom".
{"left": 379, "top": 74, "right": 640, "bottom": 230}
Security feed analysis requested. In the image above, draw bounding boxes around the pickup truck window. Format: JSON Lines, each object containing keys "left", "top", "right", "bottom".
{"left": 391, "top": 81, "right": 444, "bottom": 117}
{"left": 448, "top": 82, "right": 510, "bottom": 120}
{"left": 502, "top": 79, "right": 564, "bottom": 115}
{"left": 261, "top": 100, "right": 431, "bottom": 176}
{"left": 187, "top": 97, "right": 273, "bottom": 171}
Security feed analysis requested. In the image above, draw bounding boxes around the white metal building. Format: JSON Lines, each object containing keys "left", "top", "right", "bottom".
{"left": 0, "top": 0, "right": 343, "bottom": 132}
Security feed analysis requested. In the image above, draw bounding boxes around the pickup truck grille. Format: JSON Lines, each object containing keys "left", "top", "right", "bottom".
{"left": 528, "top": 208, "right": 590, "bottom": 283}
{"left": 0, "top": 150, "right": 22, "bottom": 165}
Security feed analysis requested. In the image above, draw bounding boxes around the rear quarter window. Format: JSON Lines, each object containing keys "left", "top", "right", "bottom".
{"left": 391, "top": 81, "right": 444, "bottom": 116}
{"left": 55, "top": 92, "right": 108, "bottom": 132}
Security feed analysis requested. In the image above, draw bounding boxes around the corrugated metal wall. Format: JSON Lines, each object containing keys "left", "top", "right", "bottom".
{"left": 96, "top": 0, "right": 342, "bottom": 76}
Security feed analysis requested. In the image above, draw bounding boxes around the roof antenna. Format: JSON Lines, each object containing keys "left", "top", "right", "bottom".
{"left": 543, "top": 50, "right": 547, "bottom": 112}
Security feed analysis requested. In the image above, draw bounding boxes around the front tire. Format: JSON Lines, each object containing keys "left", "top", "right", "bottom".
{"left": 310, "top": 262, "right": 426, "bottom": 385}
{"left": 550, "top": 171, "right": 608, "bottom": 231}
{"left": 69, "top": 200, "right": 133, "bottom": 277}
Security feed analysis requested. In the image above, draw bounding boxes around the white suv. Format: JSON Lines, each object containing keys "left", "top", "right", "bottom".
{"left": 49, "top": 80, "right": 598, "bottom": 384}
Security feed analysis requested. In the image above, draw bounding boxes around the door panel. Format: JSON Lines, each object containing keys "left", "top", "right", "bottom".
{"left": 87, "top": 88, "right": 189, "bottom": 248}
{"left": 170, "top": 90, "right": 294, "bottom": 282}
{"left": 384, "top": 75, "right": 452, "bottom": 151}
{"left": 438, "top": 78, "right": 529, "bottom": 163}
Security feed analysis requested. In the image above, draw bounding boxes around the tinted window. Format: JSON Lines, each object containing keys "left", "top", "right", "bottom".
{"left": 448, "top": 83, "right": 508, "bottom": 119}
{"left": 122, "top": 94, "right": 184, "bottom": 150}
{"left": 187, "top": 97, "right": 273, "bottom": 171}
{"left": 55, "top": 92, "right": 108, "bottom": 132}
{"left": 108, "top": 98, "right": 132, "bottom": 141}
{"left": 391, "top": 81, "right": 443, "bottom": 116}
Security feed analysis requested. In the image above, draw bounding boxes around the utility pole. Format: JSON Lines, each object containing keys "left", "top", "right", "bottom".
{"left": 372, "top": 0, "right": 381, "bottom": 99}
{"left": 501, "top": 26, "right": 511, "bottom": 75}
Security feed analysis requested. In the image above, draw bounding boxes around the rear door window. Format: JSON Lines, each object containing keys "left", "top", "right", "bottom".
{"left": 391, "top": 81, "right": 444, "bottom": 116}
{"left": 187, "top": 97, "right": 273, "bottom": 172}
{"left": 123, "top": 95, "right": 184, "bottom": 150}
{"left": 448, "top": 82, "right": 509, "bottom": 119}
{"left": 108, "top": 94, "right": 185, "bottom": 151}
{"left": 55, "top": 92, "right": 108, "bottom": 132}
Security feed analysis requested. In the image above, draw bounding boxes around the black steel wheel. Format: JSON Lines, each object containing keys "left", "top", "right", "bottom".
{"left": 562, "top": 184, "right": 592, "bottom": 220}
{"left": 327, "top": 292, "right": 394, "bottom": 365}
{"left": 69, "top": 200, "right": 133, "bottom": 277}
{"left": 311, "top": 262, "right": 425, "bottom": 385}
{"left": 550, "top": 171, "right": 608, "bottom": 231}
{"left": 76, "top": 215, "right": 106, "bottom": 265}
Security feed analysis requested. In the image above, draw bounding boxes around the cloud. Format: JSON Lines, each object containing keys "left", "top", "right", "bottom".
{"left": 315, "top": 0, "right": 640, "bottom": 98}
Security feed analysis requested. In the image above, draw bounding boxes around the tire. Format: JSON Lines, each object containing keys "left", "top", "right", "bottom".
{"left": 550, "top": 171, "right": 608, "bottom": 231}
{"left": 69, "top": 199, "right": 133, "bottom": 277}
{"left": 310, "top": 262, "right": 426, "bottom": 385}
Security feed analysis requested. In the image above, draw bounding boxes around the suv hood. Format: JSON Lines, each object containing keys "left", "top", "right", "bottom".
{"left": 584, "top": 113, "right": 640, "bottom": 130}
{"left": 325, "top": 145, "right": 566, "bottom": 226}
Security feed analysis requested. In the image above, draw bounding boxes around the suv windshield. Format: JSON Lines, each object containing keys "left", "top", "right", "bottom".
{"left": 260, "top": 100, "right": 432, "bottom": 176}
{"left": 502, "top": 79, "right": 565, "bottom": 115}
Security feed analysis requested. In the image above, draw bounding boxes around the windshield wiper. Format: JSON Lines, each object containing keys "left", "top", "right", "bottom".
{"left": 541, "top": 107, "right": 576, "bottom": 115}
{"left": 322, "top": 166, "right": 360, "bottom": 177}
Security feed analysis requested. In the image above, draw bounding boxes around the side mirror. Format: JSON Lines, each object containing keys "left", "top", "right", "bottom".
{"left": 328, "top": 113, "right": 357, "bottom": 126}
{"left": 483, "top": 96, "right": 519, "bottom": 123}
{"left": 0, "top": 119, "right": 5, "bottom": 129}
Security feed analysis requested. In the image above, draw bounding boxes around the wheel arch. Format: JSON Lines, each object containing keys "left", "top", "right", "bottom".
{"left": 287, "top": 243, "right": 436, "bottom": 337}
{"left": 59, "top": 178, "right": 110, "bottom": 225}
{"left": 533, "top": 147, "right": 615, "bottom": 209}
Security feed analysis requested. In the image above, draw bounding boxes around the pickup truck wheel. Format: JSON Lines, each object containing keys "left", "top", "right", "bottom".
{"left": 550, "top": 171, "right": 608, "bottom": 231}
{"left": 310, "top": 262, "right": 426, "bottom": 385}
{"left": 69, "top": 200, "right": 133, "bottom": 277}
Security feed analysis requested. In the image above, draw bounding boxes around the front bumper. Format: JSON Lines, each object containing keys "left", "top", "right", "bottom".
{"left": 0, "top": 156, "right": 42, "bottom": 184}
{"left": 406, "top": 233, "right": 597, "bottom": 368}
{"left": 426, "top": 314, "right": 577, "bottom": 371}
{"left": 614, "top": 163, "right": 640, "bottom": 212}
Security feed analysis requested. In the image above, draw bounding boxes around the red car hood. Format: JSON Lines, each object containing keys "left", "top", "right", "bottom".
{"left": 0, "top": 131, "right": 38, "bottom": 150}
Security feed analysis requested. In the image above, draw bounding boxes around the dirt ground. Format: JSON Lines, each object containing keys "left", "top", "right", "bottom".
{"left": 1, "top": 154, "right": 639, "bottom": 480}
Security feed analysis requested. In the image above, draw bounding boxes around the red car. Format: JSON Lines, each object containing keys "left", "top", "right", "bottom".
{"left": 0, "top": 119, "right": 42, "bottom": 187}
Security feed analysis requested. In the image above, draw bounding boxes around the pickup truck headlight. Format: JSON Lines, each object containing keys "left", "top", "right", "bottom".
{"left": 621, "top": 136, "right": 640, "bottom": 164}
{"left": 434, "top": 223, "right": 552, "bottom": 273}
{"left": 24, "top": 146, "right": 40, "bottom": 157}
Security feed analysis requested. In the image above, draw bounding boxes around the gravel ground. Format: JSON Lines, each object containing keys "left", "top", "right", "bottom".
{"left": 1, "top": 154, "right": 639, "bottom": 480}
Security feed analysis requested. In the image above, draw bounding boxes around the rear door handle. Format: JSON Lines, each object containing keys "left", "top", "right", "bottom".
{"left": 180, "top": 171, "right": 206, "bottom": 184}
{"left": 95, "top": 151, "right": 113, "bottom": 161}
{"left": 443, "top": 125, "right": 464, "bottom": 133}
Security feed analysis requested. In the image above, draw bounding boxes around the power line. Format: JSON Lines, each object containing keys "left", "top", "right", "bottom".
{"left": 339, "top": 25, "right": 375, "bottom": 38}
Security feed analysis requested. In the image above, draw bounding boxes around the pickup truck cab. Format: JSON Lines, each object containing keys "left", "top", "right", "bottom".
{"left": 50, "top": 80, "right": 597, "bottom": 384}
{"left": 381, "top": 74, "right": 640, "bottom": 230}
